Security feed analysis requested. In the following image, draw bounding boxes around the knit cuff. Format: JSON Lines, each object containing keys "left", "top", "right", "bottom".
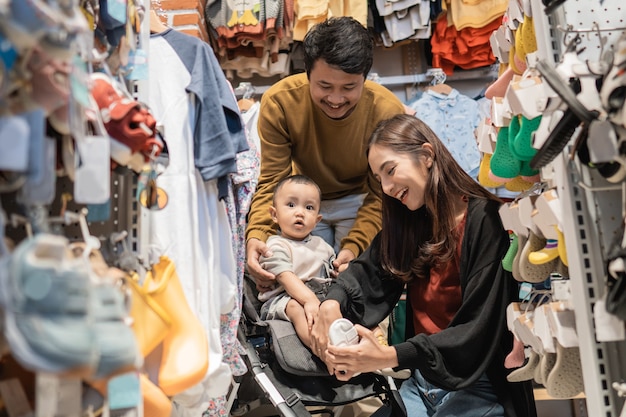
{"left": 394, "top": 341, "right": 421, "bottom": 370}
{"left": 246, "top": 229, "right": 271, "bottom": 243}
{"left": 340, "top": 242, "right": 360, "bottom": 259}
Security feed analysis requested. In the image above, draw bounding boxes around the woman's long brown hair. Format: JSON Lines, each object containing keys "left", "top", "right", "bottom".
{"left": 367, "top": 114, "right": 500, "bottom": 282}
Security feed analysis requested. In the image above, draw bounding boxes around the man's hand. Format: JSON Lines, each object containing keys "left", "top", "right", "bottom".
{"left": 246, "top": 238, "right": 276, "bottom": 292}
{"left": 331, "top": 248, "right": 355, "bottom": 277}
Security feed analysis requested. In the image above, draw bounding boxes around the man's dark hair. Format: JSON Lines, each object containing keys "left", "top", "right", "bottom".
{"left": 302, "top": 16, "right": 373, "bottom": 78}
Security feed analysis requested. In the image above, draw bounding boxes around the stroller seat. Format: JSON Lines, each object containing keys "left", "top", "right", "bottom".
{"left": 230, "top": 275, "right": 407, "bottom": 417}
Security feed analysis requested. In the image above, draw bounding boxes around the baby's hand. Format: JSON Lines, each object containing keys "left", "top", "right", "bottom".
{"left": 303, "top": 301, "right": 321, "bottom": 330}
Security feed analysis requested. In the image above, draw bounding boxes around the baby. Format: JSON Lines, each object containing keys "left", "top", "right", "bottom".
{"left": 258, "top": 175, "right": 335, "bottom": 352}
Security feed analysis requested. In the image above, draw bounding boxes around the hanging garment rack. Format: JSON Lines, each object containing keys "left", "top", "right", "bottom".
{"left": 375, "top": 65, "right": 498, "bottom": 86}
{"left": 233, "top": 65, "right": 498, "bottom": 97}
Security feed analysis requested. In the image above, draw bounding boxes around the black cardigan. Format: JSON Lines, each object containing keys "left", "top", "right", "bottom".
{"left": 324, "top": 197, "right": 537, "bottom": 417}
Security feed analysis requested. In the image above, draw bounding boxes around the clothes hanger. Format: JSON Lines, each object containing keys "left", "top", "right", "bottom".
{"left": 236, "top": 82, "right": 256, "bottom": 112}
{"left": 426, "top": 68, "right": 453, "bottom": 95}
{"left": 238, "top": 97, "right": 255, "bottom": 112}
{"left": 428, "top": 83, "right": 453, "bottom": 95}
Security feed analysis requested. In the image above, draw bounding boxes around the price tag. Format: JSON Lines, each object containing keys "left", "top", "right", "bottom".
{"left": 106, "top": 0, "right": 128, "bottom": 24}
{"left": 108, "top": 373, "right": 141, "bottom": 410}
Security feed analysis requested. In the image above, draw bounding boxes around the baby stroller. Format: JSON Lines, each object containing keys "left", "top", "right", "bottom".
{"left": 230, "top": 275, "right": 408, "bottom": 417}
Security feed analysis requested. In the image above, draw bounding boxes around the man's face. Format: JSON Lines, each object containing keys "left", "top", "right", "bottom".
{"left": 308, "top": 59, "right": 365, "bottom": 120}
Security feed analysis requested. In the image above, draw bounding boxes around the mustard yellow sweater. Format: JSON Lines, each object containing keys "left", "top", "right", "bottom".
{"left": 246, "top": 73, "right": 405, "bottom": 257}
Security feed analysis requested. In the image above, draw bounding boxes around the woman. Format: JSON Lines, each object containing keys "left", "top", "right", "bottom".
{"left": 310, "top": 114, "right": 536, "bottom": 417}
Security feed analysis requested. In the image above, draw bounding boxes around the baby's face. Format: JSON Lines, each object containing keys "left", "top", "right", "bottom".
{"left": 271, "top": 181, "right": 321, "bottom": 241}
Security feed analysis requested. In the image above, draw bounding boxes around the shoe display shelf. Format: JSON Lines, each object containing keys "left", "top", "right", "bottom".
{"left": 530, "top": 0, "right": 626, "bottom": 415}
{"left": 0, "top": 0, "right": 155, "bottom": 415}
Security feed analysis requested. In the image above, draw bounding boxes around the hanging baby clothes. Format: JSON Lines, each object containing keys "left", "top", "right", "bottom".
{"left": 220, "top": 134, "right": 260, "bottom": 381}
{"left": 148, "top": 28, "right": 247, "bottom": 416}
{"left": 410, "top": 88, "right": 482, "bottom": 178}
{"left": 375, "top": 0, "right": 431, "bottom": 45}
{"left": 430, "top": 12, "right": 502, "bottom": 75}
{"left": 292, "top": 0, "right": 367, "bottom": 41}
{"left": 241, "top": 100, "right": 261, "bottom": 152}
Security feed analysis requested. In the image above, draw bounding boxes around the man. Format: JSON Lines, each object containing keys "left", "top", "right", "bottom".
{"left": 246, "top": 16, "right": 405, "bottom": 290}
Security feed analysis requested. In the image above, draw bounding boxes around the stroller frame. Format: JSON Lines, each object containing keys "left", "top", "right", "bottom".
{"left": 228, "top": 276, "right": 407, "bottom": 417}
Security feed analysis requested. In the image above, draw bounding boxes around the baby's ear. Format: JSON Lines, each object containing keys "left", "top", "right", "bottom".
{"left": 316, "top": 214, "right": 323, "bottom": 224}
{"left": 269, "top": 206, "right": 278, "bottom": 222}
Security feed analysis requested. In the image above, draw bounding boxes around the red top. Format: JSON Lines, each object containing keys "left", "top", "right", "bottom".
{"left": 409, "top": 213, "right": 466, "bottom": 335}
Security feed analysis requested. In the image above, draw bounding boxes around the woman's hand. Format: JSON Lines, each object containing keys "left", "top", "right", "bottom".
{"left": 246, "top": 238, "right": 276, "bottom": 291}
{"left": 310, "top": 300, "right": 342, "bottom": 371}
{"left": 325, "top": 325, "right": 400, "bottom": 381}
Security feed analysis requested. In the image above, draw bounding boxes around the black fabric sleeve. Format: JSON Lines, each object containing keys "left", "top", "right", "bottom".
{"left": 324, "top": 233, "right": 405, "bottom": 328}
{"left": 395, "top": 198, "right": 514, "bottom": 391}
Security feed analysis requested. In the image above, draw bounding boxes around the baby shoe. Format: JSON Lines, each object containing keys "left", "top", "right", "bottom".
{"left": 90, "top": 72, "right": 163, "bottom": 162}
{"left": 69, "top": 242, "right": 143, "bottom": 380}
{"left": 505, "top": 176, "right": 535, "bottom": 192}
{"left": 0, "top": 114, "right": 29, "bottom": 174}
{"left": 538, "top": 352, "right": 556, "bottom": 385}
{"left": 507, "top": 349, "right": 540, "bottom": 382}
{"left": 529, "top": 239, "right": 559, "bottom": 265}
{"left": 485, "top": 67, "right": 515, "bottom": 99}
{"left": 512, "top": 115, "right": 541, "bottom": 162}
{"left": 329, "top": 318, "right": 359, "bottom": 347}
{"left": 0, "top": 0, "right": 88, "bottom": 57}
{"left": 519, "top": 230, "right": 559, "bottom": 283}
{"left": 519, "top": 161, "right": 540, "bottom": 183}
{"left": 491, "top": 126, "right": 522, "bottom": 180}
{"left": 143, "top": 256, "right": 209, "bottom": 396}
{"left": 502, "top": 232, "right": 518, "bottom": 272}
{"left": 2, "top": 234, "right": 98, "bottom": 376}
{"left": 26, "top": 46, "right": 72, "bottom": 114}
{"left": 478, "top": 154, "right": 505, "bottom": 187}
{"left": 504, "top": 336, "right": 525, "bottom": 369}
{"left": 545, "top": 342, "right": 584, "bottom": 398}
{"left": 89, "top": 280, "right": 143, "bottom": 380}
{"left": 124, "top": 272, "right": 172, "bottom": 358}
{"left": 512, "top": 233, "right": 528, "bottom": 282}
{"left": 521, "top": 15, "right": 537, "bottom": 55}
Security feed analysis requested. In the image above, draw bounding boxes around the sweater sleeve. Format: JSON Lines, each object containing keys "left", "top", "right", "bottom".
{"left": 394, "top": 198, "right": 514, "bottom": 391}
{"left": 325, "top": 233, "right": 405, "bottom": 327}
{"left": 245, "top": 94, "right": 292, "bottom": 243}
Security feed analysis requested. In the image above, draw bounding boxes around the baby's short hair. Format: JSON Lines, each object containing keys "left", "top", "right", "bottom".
{"left": 273, "top": 174, "right": 322, "bottom": 204}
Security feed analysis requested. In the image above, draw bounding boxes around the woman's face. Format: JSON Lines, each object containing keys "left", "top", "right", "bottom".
{"left": 368, "top": 143, "right": 432, "bottom": 211}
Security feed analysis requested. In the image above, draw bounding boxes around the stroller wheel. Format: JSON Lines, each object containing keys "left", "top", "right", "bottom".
{"left": 230, "top": 400, "right": 251, "bottom": 416}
